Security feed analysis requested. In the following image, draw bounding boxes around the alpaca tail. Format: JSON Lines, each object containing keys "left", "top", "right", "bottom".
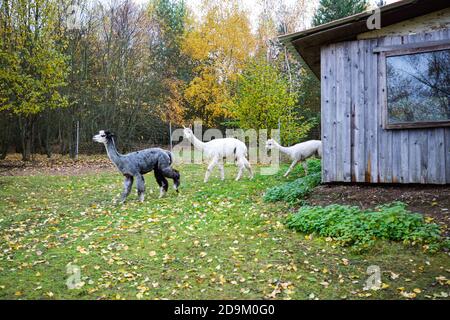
{"left": 166, "top": 151, "right": 173, "bottom": 165}
{"left": 233, "top": 146, "right": 248, "bottom": 162}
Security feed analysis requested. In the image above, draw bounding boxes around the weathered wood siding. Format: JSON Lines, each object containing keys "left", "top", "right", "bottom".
{"left": 321, "top": 29, "right": 450, "bottom": 184}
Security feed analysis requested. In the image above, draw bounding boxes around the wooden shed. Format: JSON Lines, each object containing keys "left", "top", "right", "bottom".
{"left": 280, "top": 0, "right": 450, "bottom": 184}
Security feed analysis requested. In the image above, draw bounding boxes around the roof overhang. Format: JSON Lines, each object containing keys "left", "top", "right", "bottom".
{"left": 279, "top": 0, "right": 450, "bottom": 78}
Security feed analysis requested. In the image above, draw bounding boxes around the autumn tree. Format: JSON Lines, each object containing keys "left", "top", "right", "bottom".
{"left": 182, "top": 0, "right": 255, "bottom": 126}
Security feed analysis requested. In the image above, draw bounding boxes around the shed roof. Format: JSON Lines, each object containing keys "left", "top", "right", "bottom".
{"left": 279, "top": 0, "right": 450, "bottom": 78}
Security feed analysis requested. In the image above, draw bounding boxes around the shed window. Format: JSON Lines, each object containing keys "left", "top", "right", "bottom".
{"left": 385, "top": 47, "right": 450, "bottom": 129}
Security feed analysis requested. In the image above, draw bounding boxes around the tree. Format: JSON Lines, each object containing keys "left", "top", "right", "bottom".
{"left": 0, "top": 0, "right": 69, "bottom": 160}
{"left": 182, "top": 0, "right": 255, "bottom": 126}
{"left": 229, "top": 59, "right": 313, "bottom": 145}
{"left": 147, "top": 0, "right": 193, "bottom": 124}
{"left": 312, "top": 0, "right": 369, "bottom": 27}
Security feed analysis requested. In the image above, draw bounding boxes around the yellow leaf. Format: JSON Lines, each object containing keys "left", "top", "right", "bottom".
{"left": 400, "top": 291, "right": 416, "bottom": 299}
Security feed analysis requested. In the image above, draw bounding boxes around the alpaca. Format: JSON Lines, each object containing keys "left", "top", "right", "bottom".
{"left": 183, "top": 127, "right": 253, "bottom": 182}
{"left": 266, "top": 139, "right": 322, "bottom": 177}
{"left": 93, "top": 130, "right": 180, "bottom": 202}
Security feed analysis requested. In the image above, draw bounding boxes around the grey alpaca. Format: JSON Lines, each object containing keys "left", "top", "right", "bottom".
{"left": 93, "top": 130, "right": 180, "bottom": 202}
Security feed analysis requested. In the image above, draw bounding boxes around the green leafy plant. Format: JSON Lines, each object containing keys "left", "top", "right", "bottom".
{"left": 264, "top": 159, "right": 321, "bottom": 204}
{"left": 286, "top": 202, "right": 449, "bottom": 252}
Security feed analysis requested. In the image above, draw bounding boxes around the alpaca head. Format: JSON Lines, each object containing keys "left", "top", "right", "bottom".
{"left": 183, "top": 127, "right": 194, "bottom": 140}
{"left": 93, "top": 130, "right": 114, "bottom": 144}
{"left": 265, "top": 139, "right": 277, "bottom": 150}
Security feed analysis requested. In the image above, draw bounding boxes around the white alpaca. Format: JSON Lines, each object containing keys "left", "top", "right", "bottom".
{"left": 183, "top": 127, "right": 253, "bottom": 182}
{"left": 266, "top": 139, "right": 322, "bottom": 177}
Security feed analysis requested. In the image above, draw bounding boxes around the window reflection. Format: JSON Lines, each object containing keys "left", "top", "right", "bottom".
{"left": 386, "top": 49, "right": 450, "bottom": 125}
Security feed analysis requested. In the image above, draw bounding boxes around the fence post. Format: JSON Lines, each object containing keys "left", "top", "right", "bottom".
{"left": 278, "top": 118, "right": 281, "bottom": 137}
{"left": 169, "top": 121, "right": 173, "bottom": 152}
{"left": 75, "top": 121, "right": 79, "bottom": 160}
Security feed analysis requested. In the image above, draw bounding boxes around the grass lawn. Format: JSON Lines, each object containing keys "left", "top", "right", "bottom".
{"left": 0, "top": 164, "right": 449, "bottom": 300}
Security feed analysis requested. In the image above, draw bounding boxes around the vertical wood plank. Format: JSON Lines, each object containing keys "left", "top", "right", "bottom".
{"left": 321, "top": 45, "right": 331, "bottom": 183}
{"left": 445, "top": 128, "right": 450, "bottom": 184}
{"left": 328, "top": 44, "right": 338, "bottom": 182}
{"left": 400, "top": 130, "right": 409, "bottom": 183}
{"left": 335, "top": 43, "right": 345, "bottom": 181}
{"left": 427, "top": 128, "right": 440, "bottom": 184}
{"left": 408, "top": 130, "right": 421, "bottom": 183}
{"left": 343, "top": 42, "right": 352, "bottom": 182}
{"left": 351, "top": 40, "right": 366, "bottom": 182}
{"left": 377, "top": 36, "right": 389, "bottom": 182}
{"left": 365, "top": 39, "right": 379, "bottom": 182}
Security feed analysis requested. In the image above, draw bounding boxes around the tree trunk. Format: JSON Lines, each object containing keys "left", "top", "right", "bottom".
{"left": 19, "top": 116, "right": 34, "bottom": 161}
{"left": 0, "top": 112, "right": 10, "bottom": 159}
{"left": 0, "top": 143, "right": 7, "bottom": 160}
{"left": 45, "top": 124, "right": 52, "bottom": 158}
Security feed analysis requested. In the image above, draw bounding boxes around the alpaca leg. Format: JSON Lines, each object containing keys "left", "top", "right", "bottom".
{"left": 235, "top": 159, "right": 245, "bottom": 181}
{"left": 204, "top": 157, "right": 218, "bottom": 183}
{"left": 160, "top": 167, "right": 180, "bottom": 193}
{"left": 284, "top": 159, "right": 299, "bottom": 177}
{"left": 136, "top": 174, "right": 145, "bottom": 202}
{"left": 159, "top": 176, "right": 169, "bottom": 198}
{"left": 243, "top": 158, "right": 253, "bottom": 179}
{"left": 302, "top": 161, "right": 308, "bottom": 175}
{"left": 154, "top": 169, "right": 163, "bottom": 191}
{"left": 218, "top": 161, "right": 225, "bottom": 181}
{"left": 120, "top": 175, "right": 134, "bottom": 203}
{"left": 154, "top": 169, "right": 168, "bottom": 198}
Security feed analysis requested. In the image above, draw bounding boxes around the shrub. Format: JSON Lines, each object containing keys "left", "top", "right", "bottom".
{"left": 264, "top": 159, "right": 321, "bottom": 204}
{"left": 286, "top": 202, "right": 448, "bottom": 252}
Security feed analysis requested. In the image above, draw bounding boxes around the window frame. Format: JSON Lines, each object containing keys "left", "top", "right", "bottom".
{"left": 378, "top": 41, "right": 450, "bottom": 130}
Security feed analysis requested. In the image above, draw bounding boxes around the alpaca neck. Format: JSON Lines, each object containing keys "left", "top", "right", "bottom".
{"left": 105, "top": 139, "right": 122, "bottom": 166}
{"left": 189, "top": 134, "right": 206, "bottom": 151}
{"left": 274, "top": 142, "right": 293, "bottom": 157}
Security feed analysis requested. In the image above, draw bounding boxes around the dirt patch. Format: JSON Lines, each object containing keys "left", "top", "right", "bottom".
{"left": 0, "top": 153, "right": 115, "bottom": 176}
{"left": 306, "top": 183, "right": 450, "bottom": 232}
